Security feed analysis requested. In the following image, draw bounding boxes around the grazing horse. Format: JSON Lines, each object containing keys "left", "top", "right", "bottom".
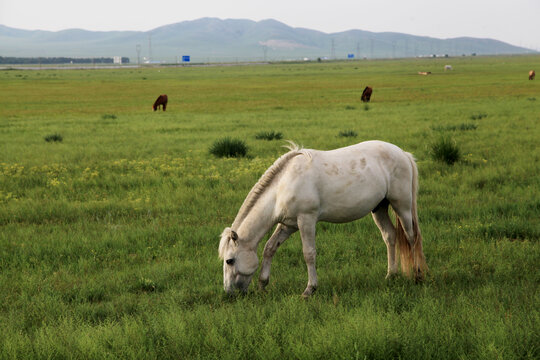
{"left": 219, "top": 141, "right": 427, "bottom": 297}
{"left": 529, "top": 70, "right": 535, "bottom": 80}
{"left": 361, "top": 86, "right": 373, "bottom": 102}
{"left": 153, "top": 94, "right": 168, "bottom": 111}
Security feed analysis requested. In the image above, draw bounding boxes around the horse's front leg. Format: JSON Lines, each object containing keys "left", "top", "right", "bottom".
{"left": 298, "top": 214, "right": 318, "bottom": 297}
{"left": 259, "top": 224, "right": 297, "bottom": 290}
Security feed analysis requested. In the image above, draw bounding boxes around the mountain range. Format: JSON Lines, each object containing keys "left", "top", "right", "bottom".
{"left": 0, "top": 18, "right": 535, "bottom": 62}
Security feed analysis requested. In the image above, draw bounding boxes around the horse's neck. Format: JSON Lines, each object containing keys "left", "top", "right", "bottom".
{"left": 235, "top": 191, "right": 277, "bottom": 250}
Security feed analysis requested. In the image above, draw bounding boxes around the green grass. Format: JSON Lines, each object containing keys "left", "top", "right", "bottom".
{"left": 1, "top": 55, "right": 539, "bottom": 359}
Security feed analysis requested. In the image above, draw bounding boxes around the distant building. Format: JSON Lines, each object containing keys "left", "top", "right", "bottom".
{"left": 113, "top": 56, "right": 122, "bottom": 64}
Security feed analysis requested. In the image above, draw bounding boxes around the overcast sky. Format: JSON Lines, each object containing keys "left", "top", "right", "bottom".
{"left": 1, "top": 0, "right": 539, "bottom": 50}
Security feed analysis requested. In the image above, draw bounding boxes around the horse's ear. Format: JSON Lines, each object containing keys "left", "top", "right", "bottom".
{"left": 231, "top": 230, "right": 238, "bottom": 241}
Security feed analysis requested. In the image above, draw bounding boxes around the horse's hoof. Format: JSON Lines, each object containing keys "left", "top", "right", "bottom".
{"left": 259, "top": 284, "right": 267, "bottom": 292}
{"left": 414, "top": 268, "right": 424, "bottom": 284}
{"left": 301, "top": 286, "right": 317, "bottom": 298}
{"left": 385, "top": 272, "right": 398, "bottom": 280}
{"left": 258, "top": 278, "right": 269, "bottom": 291}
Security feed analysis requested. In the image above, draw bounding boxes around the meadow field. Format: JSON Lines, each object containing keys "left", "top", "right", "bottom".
{"left": 0, "top": 55, "right": 539, "bottom": 359}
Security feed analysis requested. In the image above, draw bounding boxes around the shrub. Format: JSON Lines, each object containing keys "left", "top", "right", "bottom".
{"left": 136, "top": 277, "right": 157, "bottom": 293}
{"left": 431, "top": 136, "right": 460, "bottom": 165}
{"left": 470, "top": 113, "right": 487, "bottom": 120}
{"left": 44, "top": 133, "right": 63, "bottom": 142}
{"left": 338, "top": 130, "right": 358, "bottom": 138}
{"left": 432, "top": 123, "right": 477, "bottom": 132}
{"left": 210, "top": 137, "right": 248, "bottom": 158}
{"left": 101, "top": 114, "right": 117, "bottom": 120}
{"left": 457, "top": 123, "right": 477, "bottom": 131}
{"left": 255, "top": 131, "right": 283, "bottom": 141}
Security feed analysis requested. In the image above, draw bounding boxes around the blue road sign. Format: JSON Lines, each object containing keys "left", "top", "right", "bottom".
{"left": 348, "top": 54, "right": 355, "bottom": 59}
{"left": 182, "top": 55, "right": 190, "bottom": 62}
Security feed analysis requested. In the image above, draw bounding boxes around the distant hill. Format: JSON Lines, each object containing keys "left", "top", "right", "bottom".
{"left": 0, "top": 18, "right": 535, "bottom": 63}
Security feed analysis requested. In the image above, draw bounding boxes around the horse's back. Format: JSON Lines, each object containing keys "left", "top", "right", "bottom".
{"left": 155, "top": 94, "right": 167, "bottom": 103}
{"left": 316, "top": 141, "right": 410, "bottom": 174}
{"left": 321, "top": 140, "right": 402, "bottom": 158}
{"left": 277, "top": 141, "right": 413, "bottom": 222}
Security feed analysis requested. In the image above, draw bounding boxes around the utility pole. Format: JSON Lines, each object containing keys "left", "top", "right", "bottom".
{"left": 136, "top": 44, "right": 141, "bottom": 66}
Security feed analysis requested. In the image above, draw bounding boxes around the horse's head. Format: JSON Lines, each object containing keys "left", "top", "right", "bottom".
{"left": 219, "top": 227, "right": 258, "bottom": 294}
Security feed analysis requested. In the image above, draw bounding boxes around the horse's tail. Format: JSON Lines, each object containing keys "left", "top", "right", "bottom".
{"left": 395, "top": 152, "right": 428, "bottom": 281}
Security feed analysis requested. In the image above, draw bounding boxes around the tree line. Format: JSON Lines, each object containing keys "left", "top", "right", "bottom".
{"left": 0, "top": 57, "right": 130, "bottom": 64}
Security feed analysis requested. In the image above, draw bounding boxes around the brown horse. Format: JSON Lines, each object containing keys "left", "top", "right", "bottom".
{"left": 153, "top": 94, "right": 168, "bottom": 111}
{"left": 361, "top": 86, "right": 373, "bottom": 102}
{"left": 529, "top": 70, "right": 535, "bottom": 80}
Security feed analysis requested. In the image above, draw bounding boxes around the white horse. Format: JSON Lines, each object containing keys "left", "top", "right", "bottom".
{"left": 219, "top": 140, "right": 427, "bottom": 297}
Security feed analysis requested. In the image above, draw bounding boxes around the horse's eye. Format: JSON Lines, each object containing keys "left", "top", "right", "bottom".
{"left": 226, "top": 258, "right": 235, "bottom": 265}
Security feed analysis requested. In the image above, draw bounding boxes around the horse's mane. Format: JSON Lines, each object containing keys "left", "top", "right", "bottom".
{"left": 231, "top": 141, "right": 306, "bottom": 230}
{"left": 219, "top": 227, "right": 234, "bottom": 260}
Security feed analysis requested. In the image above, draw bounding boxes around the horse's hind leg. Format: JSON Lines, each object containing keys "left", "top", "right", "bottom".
{"left": 390, "top": 197, "right": 424, "bottom": 280}
{"left": 392, "top": 200, "right": 415, "bottom": 246}
{"left": 259, "top": 224, "right": 297, "bottom": 290}
{"left": 371, "top": 201, "right": 398, "bottom": 278}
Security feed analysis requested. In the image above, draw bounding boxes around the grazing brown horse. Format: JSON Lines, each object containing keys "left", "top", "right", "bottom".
{"left": 529, "top": 70, "right": 535, "bottom": 80}
{"left": 153, "top": 94, "right": 168, "bottom": 111}
{"left": 361, "top": 86, "right": 373, "bottom": 102}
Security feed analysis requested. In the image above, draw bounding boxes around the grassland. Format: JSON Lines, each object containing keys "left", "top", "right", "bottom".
{"left": 1, "top": 55, "right": 539, "bottom": 359}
